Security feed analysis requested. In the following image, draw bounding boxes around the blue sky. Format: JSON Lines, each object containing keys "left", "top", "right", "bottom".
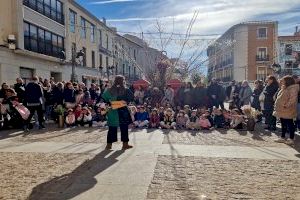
{"left": 76, "top": 0, "right": 300, "bottom": 73}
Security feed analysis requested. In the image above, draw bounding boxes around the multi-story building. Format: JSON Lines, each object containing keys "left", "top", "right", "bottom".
{"left": 114, "top": 34, "right": 144, "bottom": 83}
{"left": 207, "top": 21, "right": 278, "bottom": 82}
{"left": 0, "top": 0, "right": 116, "bottom": 86}
{"left": 277, "top": 28, "right": 300, "bottom": 76}
{"left": 0, "top": 0, "right": 66, "bottom": 85}
{"left": 64, "top": 0, "right": 115, "bottom": 86}
{"left": 123, "top": 34, "right": 163, "bottom": 79}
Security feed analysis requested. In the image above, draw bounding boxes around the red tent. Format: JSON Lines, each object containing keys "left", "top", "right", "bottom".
{"left": 133, "top": 79, "right": 151, "bottom": 89}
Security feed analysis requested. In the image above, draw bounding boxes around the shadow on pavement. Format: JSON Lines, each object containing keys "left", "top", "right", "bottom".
{"left": 27, "top": 150, "right": 124, "bottom": 200}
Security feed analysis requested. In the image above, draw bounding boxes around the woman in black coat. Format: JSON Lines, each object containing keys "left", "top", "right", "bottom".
{"left": 193, "top": 82, "right": 208, "bottom": 108}
{"left": 262, "top": 76, "right": 279, "bottom": 130}
{"left": 251, "top": 80, "right": 264, "bottom": 110}
{"left": 63, "top": 82, "right": 76, "bottom": 107}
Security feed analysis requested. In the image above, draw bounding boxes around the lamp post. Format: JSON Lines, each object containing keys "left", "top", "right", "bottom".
{"left": 71, "top": 49, "right": 84, "bottom": 82}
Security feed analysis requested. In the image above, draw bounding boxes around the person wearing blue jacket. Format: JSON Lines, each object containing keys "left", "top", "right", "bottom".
{"left": 134, "top": 106, "right": 149, "bottom": 128}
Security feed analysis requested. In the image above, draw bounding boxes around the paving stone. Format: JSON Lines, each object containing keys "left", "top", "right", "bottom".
{"left": 162, "top": 128, "right": 292, "bottom": 147}
{"left": 147, "top": 155, "right": 300, "bottom": 200}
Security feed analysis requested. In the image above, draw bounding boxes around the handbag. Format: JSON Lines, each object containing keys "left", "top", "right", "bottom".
{"left": 15, "top": 104, "right": 30, "bottom": 120}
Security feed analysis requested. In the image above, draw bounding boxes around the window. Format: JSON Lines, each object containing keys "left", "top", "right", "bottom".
{"left": 38, "top": 28, "right": 45, "bottom": 54}
{"left": 106, "top": 56, "right": 109, "bottom": 67}
{"left": 285, "top": 44, "right": 293, "bottom": 55}
{"left": 80, "top": 17, "right": 86, "bottom": 38}
{"left": 99, "top": 30, "right": 102, "bottom": 47}
{"left": 69, "top": 10, "right": 76, "bottom": 33}
{"left": 257, "top": 68, "right": 267, "bottom": 80}
{"left": 23, "top": 21, "right": 64, "bottom": 58}
{"left": 106, "top": 34, "right": 109, "bottom": 49}
{"left": 91, "top": 51, "right": 95, "bottom": 68}
{"left": 23, "top": 0, "right": 64, "bottom": 25}
{"left": 122, "top": 64, "right": 125, "bottom": 75}
{"left": 90, "top": 24, "right": 95, "bottom": 43}
{"left": 29, "top": 24, "right": 38, "bottom": 52}
{"left": 257, "top": 47, "right": 267, "bottom": 61}
{"left": 134, "top": 49, "right": 136, "bottom": 60}
{"left": 115, "top": 63, "right": 118, "bottom": 75}
{"left": 99, "top": 54, "right": 103, "bottom": 68}
{"left": 257, "top": 27, "right": 267, "bottom": 39}
{"left": 82, "top": 47, "right": 86, "bottom": 66}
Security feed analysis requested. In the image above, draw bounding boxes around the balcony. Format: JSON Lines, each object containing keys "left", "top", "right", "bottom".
{"left": 256, "top": 55, "right": 269, "bottom": 62}
{"left": 99, "top": 45, "right": 112, "bottom": 56}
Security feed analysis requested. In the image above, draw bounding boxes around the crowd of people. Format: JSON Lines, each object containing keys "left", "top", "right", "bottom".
{"left": 0, "top": 74, "right": 299, "bottom": 145}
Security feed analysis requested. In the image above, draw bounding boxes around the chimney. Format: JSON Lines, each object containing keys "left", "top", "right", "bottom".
{"left": 103, "top": 17, "right": 106, "bottom": 25}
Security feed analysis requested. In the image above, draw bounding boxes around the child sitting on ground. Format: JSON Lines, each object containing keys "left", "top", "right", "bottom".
{"left": 230, "top": 109, "right": 244, "bottom": 129}
{"left": 74, "top": 105, "right": 82, "bottom": 126}
{"left": 198, "top": 114, "right": 212, "bottom": 130}
{"left": 213, "top": 108, "right": 225, "bottom": 128}
{"left": 77, "top": 106, "right": 93, "bottom": 127}
{"left": 160, "top": 108, "right": 176, "bottom": 129}
{"left": 159, "top": 107, "right": 165, "bottom": 122}
{"left": 134, "top": 106, "right": 149, "bottom": 128}
{"left": 92, "top": 103, "right": 107, "bottom": 127}
{"left": 65, "top": 109, "right": 76, "bottom": 127}
{"left": 186, "top": 110, "right": 199, "bottom": 130}
{"left": 149, "top": 108, "right": 160, "bottom": 128}
{"left": 176, "top": 110, "right": 189, "bottom": 129}
{"left": 183, "top": 105, "right": 191, "bottom": 117}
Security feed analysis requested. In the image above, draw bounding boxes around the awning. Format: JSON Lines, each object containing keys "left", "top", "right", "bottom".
{"left": 133, "top": 79, "right": 151, "bottom": 89}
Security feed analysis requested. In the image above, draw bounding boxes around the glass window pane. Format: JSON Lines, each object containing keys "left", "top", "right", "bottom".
{"left": 30, "top": 24, "right": 37, "bottom": 39}
{"left": 57, "top": 36, "right": 63, "bottom": 48}
{"left": 24, "top": 22, "right": 30, "bottom": 36}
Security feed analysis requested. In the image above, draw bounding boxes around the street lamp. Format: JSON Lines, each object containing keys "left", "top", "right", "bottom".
{"left": 71, "top": 49, "right": 85, "bottom": 82}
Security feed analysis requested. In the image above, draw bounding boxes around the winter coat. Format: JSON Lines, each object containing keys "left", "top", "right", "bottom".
{"left": 193, "top": 87, "right": 208, "bottom": 107}
{"left": 63, "top": 88, "right": 76, "bottom": 103}
{"left": 14, "top": 83, "right": 26, "bottom": 103}
{"left": 135, "top": 111, "right": 149, "bottom": 121}
{"left": 102, "top": 88, "right": 134, "bottom": 127}
{"left": 251, "top": 88, "right": 263, "bottom": 110}
{"left": 183, "top": 88, "right": 194, "bottom": 106}
{"left": 150, "top": 90, "right": 163, "bottom": 107}
{"left": 51, "top": 87, "right": 64, "bottom": 105}
{"left": 25, "top": 82, "right": 43, "bottom": 106}
{"left": 273, "top": 84, "right": 299, "bottom": 119}
{"left": 262, "top": 83, "right": 279, "bottom": 111}
{"left": 164, "top": 88, "right": 174, "bottom": 103}
{"left": 150, "top": 113, "right": 160, "bottom": 125}
{"left": 239, "top": 86, "right": 252, "bottom": 106}
{"left": 176, "top": 115, "right": 189, "bottom": 126}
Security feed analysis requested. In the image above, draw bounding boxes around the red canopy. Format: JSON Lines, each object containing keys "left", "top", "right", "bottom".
{"left": 133, "top": 79, "right": 151, "bottom": 89}
{"left": 167, "top": 79, "right": 182, "bottom": 89}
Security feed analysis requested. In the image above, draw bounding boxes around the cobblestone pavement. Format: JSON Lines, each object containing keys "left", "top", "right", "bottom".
{"left": 0, "top": 152, "right": 92, "bottom": 200}
{"left": 6, "top": 126, "right": 109, "bottom": 144}
{"left": 147, "top": 155, "right": 300, "bottom": 200}
{"left": 162, "top": 128, "right": 289, "bottom": 147}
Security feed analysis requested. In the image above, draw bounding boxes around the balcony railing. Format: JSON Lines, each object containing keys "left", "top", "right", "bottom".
{"left": 256, "top": 55, "right": 269, "bottom": 62}
{"left": 99, "top": 45, "right": 112, "bottom": 56}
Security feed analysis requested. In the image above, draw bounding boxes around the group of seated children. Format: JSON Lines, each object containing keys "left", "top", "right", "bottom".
{"left": 130, "top": 104, "right": 245, "bottom": 130}
{"left": 65, "top": 103, "right": 107, "bottom": 128}
{"left": 64, "top": 102, "right": 246, "bottom": 131}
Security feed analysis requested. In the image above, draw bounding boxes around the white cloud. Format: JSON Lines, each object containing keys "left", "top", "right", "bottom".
{"left": 105, "top": 0, "right": 300, "bottom": 68}
{"left": 90, "top": 0, "right": 139, "bottom": 5}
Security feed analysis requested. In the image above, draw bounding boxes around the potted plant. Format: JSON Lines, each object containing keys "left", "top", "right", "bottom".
{"left": 54, "top": 105, "right": 65, "bottom": 128}
{"left": 241, "top": 105, "right": 261, "bottom": 131}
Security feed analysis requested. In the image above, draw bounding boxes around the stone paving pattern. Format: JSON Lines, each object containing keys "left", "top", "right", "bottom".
{"left": 147, "top": 155, "right": 300, "bottom": 200}
{"left": 163, "top": 128, "right": 289, "bottom": 147}
{"left": 8, "top": 127, "right": 109, "bottom": 144}
{"left": 0, "top": 152, "right": 92, "bottom": 200}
